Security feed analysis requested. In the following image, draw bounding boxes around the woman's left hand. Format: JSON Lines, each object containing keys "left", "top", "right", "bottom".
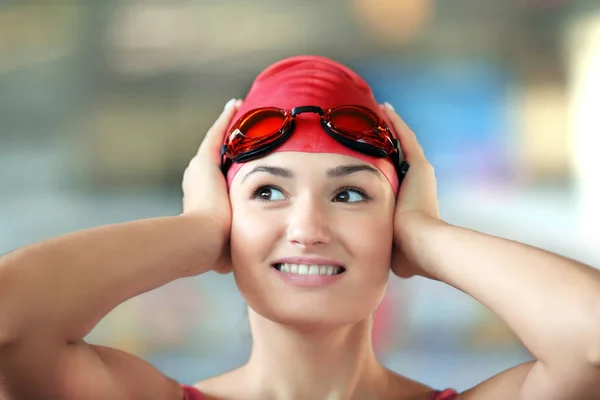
{"left": 381, "top": 104, "right": 600, "bottom": 400}
{"left": 380, "top": 103, "right": 441, "bottom": 280}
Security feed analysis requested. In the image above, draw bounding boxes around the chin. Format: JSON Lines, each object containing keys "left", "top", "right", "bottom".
{"left": 246, "top": 295, "right": 377, "bottom": 331}
{"left": 259, "top": 309, "right": 362, "bottom": 331}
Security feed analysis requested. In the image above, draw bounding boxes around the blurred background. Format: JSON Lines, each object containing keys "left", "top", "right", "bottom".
{"left": 2, "top": 0, "right": 600, "bottom": 392}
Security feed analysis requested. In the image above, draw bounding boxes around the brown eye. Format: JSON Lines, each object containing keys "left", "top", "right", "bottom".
{"left": 333, "top": 188, "right": 368, "bottom": 203}
{"left": 253, "top": 186, "right": 286, "bottom": 201}
{"left": 334, "top": 191, "right": 350, "bottom": 202}
{"left": 258, "top": 189, "right": 270, "bottom": 200}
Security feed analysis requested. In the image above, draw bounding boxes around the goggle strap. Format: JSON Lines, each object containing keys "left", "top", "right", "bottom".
{"left": 397, "top": 160, "right": 410, "bottom": 186}
{"left": 221, "top": 157, "right": 232, "bottom": 175}
{"left": 391, "top": 138, "right": 404, "bottom": 162}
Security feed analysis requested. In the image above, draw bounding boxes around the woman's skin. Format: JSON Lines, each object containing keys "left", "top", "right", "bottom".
{"left": 0, "top": 98, "right": 599, "bottom": 400}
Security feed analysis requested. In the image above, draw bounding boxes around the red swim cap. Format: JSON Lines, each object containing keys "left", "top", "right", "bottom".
{"left": 225, "top": 55, "right": 399, "bottom": 194}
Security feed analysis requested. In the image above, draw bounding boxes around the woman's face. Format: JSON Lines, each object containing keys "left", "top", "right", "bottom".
{"left": 229, "top": 152, "right": 396, "bottom": 329}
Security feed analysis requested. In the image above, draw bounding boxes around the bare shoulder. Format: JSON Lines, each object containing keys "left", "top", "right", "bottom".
{"left": 191, "top": 367, "right": 246, "bottom": 399}
{"left": 0, "top": 340, "right": 183, "bottom": 400}
{"left": 90, "top": 344, "right": 185, "bottom": 399}
{"left": 456, "top": 361, "right": 535, "bottom": 399}
{"left": 389, "top": 361, "right": 539, "bottom": 400}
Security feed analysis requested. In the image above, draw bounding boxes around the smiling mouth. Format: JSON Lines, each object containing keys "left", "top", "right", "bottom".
{"left": 272, "top": 263, "right": 345, "bottom": 276}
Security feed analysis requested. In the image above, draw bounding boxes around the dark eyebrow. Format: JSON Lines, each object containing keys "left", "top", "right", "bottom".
{"left": 326, "top": 164, "right": 383, "bottom": 180}
{"left": 242, "top": 165, "right": 294, "bottom": 183}
{"left": 241, "top": 164, "right": 382, "bottom": 184}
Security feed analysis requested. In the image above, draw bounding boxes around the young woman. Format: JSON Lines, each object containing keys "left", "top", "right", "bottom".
{"left": 1, "top": 56, "right": 599, "bottom": 400}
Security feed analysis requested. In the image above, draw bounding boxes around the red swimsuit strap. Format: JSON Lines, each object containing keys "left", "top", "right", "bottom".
{"left": 429, "top": 388, "right": 459, "bottom": 400}
{"left": 181, "top": 385, "right": 204, "bottom": 400}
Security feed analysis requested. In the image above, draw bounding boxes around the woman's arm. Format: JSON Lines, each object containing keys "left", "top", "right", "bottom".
{"left": 381, "top": 103, "right": 600, "bottom": 399}
{"left": 0, "top": 214, "right": 227, "bottom": 400}
{"left": 0, "top": 99, "right": 241, "bottom": 400}
{"left": 401, "top": 214, "right": 600, "bottom": 399}
{"left": 0, "top": 214, "right": 226, "bottom": 345}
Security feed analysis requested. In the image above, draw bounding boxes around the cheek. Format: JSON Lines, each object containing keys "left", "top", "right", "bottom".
{"left": 334, "top": 207, "right": 394, "bottom": 298}
{"left": 230, "top": 204, "right": 276, "bottom": 264}
{"left": 340, "top": 206, "right": 394, "bottom": 267}
{"left": 230, "top": 204, "right": 292, "bottom": 320}
{"left": 324, "top": 211, "right": 393, "bottom": 322}
{"left": 229, "top": 203, "right": 283, "bottom": 299}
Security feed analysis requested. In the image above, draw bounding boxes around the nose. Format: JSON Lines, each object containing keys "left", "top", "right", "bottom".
{"left": 286, "top": 195, "right": 331, "bottom": 248}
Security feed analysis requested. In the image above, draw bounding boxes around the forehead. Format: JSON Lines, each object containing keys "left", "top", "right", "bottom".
{"left": 236, "top": 152, "right": 371, "bottom": 177}
{"left": 256, "top": 151, "right": 365, "bottom": 165}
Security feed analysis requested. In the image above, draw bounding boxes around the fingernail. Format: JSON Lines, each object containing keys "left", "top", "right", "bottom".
{"left": 224, "top": 98, "right": 237, "bottom": 110}
{"left": 384, "top": 102, "right": 395, "bottom": 111}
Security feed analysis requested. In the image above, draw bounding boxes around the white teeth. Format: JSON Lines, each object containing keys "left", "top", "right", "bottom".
{"left": 277, "top": 263, "right": 343, "bottom": 276}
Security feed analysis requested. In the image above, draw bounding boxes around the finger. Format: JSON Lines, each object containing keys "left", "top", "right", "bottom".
{"left": 380, "top": 103, "right": 426, "bottom": 162}
{"left": 198, "top": 98, "right": 242, "bottom": 157}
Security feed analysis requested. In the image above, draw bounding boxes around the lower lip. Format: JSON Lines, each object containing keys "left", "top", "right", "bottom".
{"left": 271, "top": 266, "right": 344, "bottom": 287}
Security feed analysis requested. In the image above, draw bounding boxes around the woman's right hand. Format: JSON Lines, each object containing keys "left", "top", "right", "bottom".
{"left": 0, "top": 98, "right": 243, "bottom": 400}
{"left": 182, "top": 98, "right": 242, "bottom": 273}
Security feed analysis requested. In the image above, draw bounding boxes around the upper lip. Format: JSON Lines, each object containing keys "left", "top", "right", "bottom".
{"left": 272, "top": 256, "right": 345, "bottom": 268}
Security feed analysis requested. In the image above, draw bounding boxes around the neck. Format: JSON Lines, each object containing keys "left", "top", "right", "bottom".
{"left": 240, "top": 308, "right": 390, "bottom": 400}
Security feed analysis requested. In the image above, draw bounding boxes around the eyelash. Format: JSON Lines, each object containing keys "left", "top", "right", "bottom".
{"left": 249, "top": 184, "right": 371, "bottom": 202}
